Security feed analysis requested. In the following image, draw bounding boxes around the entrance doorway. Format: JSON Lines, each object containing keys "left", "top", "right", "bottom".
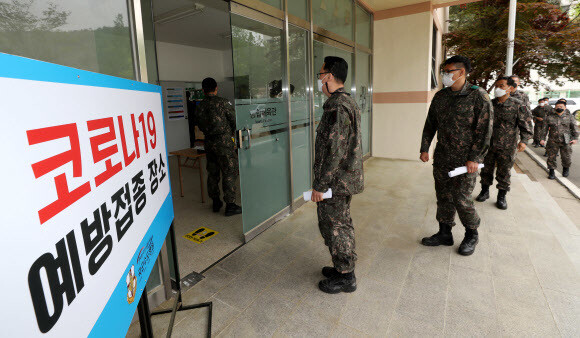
{"left": 151, "top": 0, "right": 243, "bottom": 277}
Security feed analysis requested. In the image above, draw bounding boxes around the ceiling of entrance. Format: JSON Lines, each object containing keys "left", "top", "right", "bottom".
{"left": 362, "top": 0, "right": 481, "bottom": 11}
{"left": 152, "top": 0, "right": 231, "bottom": 51}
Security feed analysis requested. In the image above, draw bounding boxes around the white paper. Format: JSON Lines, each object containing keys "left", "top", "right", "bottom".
{"left": 303, "top": 188, "right": 333, "bottom": 201}
{"left": 448, "top": 164, "right": 484, "bottom": 177}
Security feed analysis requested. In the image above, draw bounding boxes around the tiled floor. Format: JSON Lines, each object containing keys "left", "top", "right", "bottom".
{"left": 168, "top": 155, "right": 244, "bottom": 275}
{"left": 127, "top": 157, "right": 580, "bottom": 337}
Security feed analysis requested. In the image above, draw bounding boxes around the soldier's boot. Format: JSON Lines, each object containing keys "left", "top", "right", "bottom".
{"left": 318, "top": 271, "right": 357, "bottom": 294}
{"left": 225, "top": 203, "right": 242, "bottom": 217}
{"left": 563, "top": 167, "right": 570, "bottom": 177}
{"left": 322, "top": 266, "right": 340, "bottom": 278}
{"left": 543, "top": 151, "right": 548, "bottom": 157}
{"left": 548, "top": 169, "right": 556, "bottom": 180}
{"left": 475, "top": 185, "right": 490, "bottom": 202}
{"left": 421, "top": 222, "right": 454, "bottom": 246}
{"left": 533, "top": 142, "right": 539, "bottom": 148}
{"left": 458, "top": 228, "right": 479, "bottom": 256}
{"left": 496, "top": 190, "right": 508, "bottom": 210}
{"left": 212, "top": 199, "right": 223, "bottom": 213}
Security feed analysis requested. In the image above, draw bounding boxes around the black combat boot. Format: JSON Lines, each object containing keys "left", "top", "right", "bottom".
{"left": 475, "top": 184, "right": 490, "bottom": 202}
{"left": 458, "top": 228, "right": 479, "bottom": 256}
{"left": 533, "top": 142, "right": 539, "bottom": 148}
{"left": 548, "top": 169, "right": 556, "bottom": 180}
{"left": 212, "top": 199, "right": 223, "bottom": 213}
{"left": 496, "top": 189, "right": 508, "bottom": 210}
{"left": 421, "top": 222, "right": 454, "bottom": 246}
{"left": 318, "top": 271, "right": 357, "bottom": 294}
{"left": 563, "top": 167, "right": 570, "bottom": 177}
{"left": 225, "top": 203, "right": 242, "bottom": 216}
{"left": 322, "top": 266, "right": 340, "bottom": 278}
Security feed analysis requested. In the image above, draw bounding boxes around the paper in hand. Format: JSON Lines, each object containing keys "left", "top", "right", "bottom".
{"left": 448, "top": 164, "right": 484, "bottom": 177}
{"left": 303, "top": 188, "right": 333, "bottom": 201}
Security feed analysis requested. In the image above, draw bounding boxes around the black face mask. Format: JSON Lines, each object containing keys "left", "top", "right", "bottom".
{"left": 555, "top": 108, "right": 565, "bottom": 113}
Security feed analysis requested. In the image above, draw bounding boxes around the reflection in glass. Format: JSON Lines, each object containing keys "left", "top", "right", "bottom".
{"left": 0, "top": 0, "right": 135, "bottom": 79}
{"left": 288, "top": 0, "right": 308, "bottom": 21}
{"left": 312, "top": 0, "right": 353, "bottom": 40}
{"left": 356, "top": 5, "right": 371, "bottom": 48}
{"left": 356, "top": 51, "right": 371, "bottom": 155}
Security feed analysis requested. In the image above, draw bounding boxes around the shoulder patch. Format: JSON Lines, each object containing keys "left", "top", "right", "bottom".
{"left": 471, "top": 85, "right": 479, "bottom": 89}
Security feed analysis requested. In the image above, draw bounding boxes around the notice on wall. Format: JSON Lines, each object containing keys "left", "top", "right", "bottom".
{"left": 165, "top": 87, "right": 186, "bottom": 120}
{"left": 0, "top": 53, "right": 174, "bottom": 337}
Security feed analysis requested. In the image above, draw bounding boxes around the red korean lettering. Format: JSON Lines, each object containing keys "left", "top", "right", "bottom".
{"left": 87, "top": 117, "right": 122, "bottom": 187}
{"left": 27, "top": 123, "right": 91, "bottom": 224}
{"left": 117, "top": 115, "right": 136, "bottom": 167}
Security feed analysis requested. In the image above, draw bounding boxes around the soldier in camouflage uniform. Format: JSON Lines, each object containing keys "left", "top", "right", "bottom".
{"left": 509, "top": 75, "right": 531, "bottom": 112}
{"left": 312, "top": 56, "right": 364, "bottom": 294}
{"left": 531, "top": 97, "right": 551, "bottom": 147}
{"left": 475, "top": 76, "right": 532, "bottom": 210}
{"left": 420, "top": 55, "right": 493, "bottom": 256}
{"left": 540, "top": 99, "right": 579, "bottom": 179}
{"left": 194, "top": 78, "right": 242, "bottom": 216}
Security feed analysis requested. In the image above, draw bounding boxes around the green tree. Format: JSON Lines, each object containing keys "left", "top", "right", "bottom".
{"left": 445, "top": 0, "right": 580, "bottom": 91}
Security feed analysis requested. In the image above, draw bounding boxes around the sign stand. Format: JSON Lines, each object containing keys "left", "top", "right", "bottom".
{"left": 139, "top": 223, "right": 213, "bottom": 338}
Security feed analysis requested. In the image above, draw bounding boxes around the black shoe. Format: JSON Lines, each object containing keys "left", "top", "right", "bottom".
{"left": 534, "top": 143, "right": 539, "bottom": 148}
{"left": 496, "top": 189, "right": 508, "bottom": 210}
{"left": 322, "top": 266, "right": 340, "bottom": 278}
{"left": 318, "top": 272, "right": 357, "bottom": 294}
{"left": 548, "top": 169, "right": 556, "bottom": 180}
{"left": 563, "top": 167, "right": 570, "bottom": 177}
{"left": 475, "top": 185, "right": 490, "bottom": 202}
{"left": 543, "top": 152, "right": 548, "bottom": 157}
{"left": 212, "top": 199, "right": 223, "bottom": 213}
{"left": 421, "top": 222, "right": 454, "bottom": 246}
{"left": 458, "top": 229, "right": 479, "bottom": 256}
{"left": 225, "top": 203, "right": 242, "bottom": 216}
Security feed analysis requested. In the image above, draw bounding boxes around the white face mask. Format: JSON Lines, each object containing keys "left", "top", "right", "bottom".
{"left": 442, "top": 72, "right": 458, "bottom": 87}
{"left": 494, "top": 88, "right": 507, "bottom": 98}
{"left": 317, "top": 73, "right": 329, "bottom": 92}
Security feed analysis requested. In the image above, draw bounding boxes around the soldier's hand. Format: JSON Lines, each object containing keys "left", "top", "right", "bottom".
{"left": 466, "top": 161, "right": 479, "bottom": 174}
{"left": 517, "top": 142, "right": 527, "bottom": 152}
{"left": 420, "top": 152, "right": 429, "bottom": 162}
{"left": 537, "top": 117, "right": 543, "bottom": 121}
{"left": 540, "top": 140, "right": 546, "bottom": 146}
{"left": 311, "top": 190, "right": 324, "bottom": 203}
{"left": 572, "top": 140, "right": 578, "bottom": 145}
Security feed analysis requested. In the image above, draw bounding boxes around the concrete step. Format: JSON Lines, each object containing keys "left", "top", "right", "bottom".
{"left": 514, "top": 173, "right": 580, "bottom": 273}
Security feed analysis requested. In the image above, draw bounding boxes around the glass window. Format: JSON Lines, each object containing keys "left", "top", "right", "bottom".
{"left": 356, "top": 51, "right": 371, "bottom": 155}
{"left": 289, "top": 0, "right": 309, "bottom": 21}
{"left": 141, "top": 0, "right": 159, "bottom": 84}
{"left": 356, "top": 5, "right": 371, "bottom": 48}
{"left": 289, "top": 25, "right": 312, "bottom": 199}
{"left": 0, "top": 0, "right": 135, "bottom": 80}
{"left": 258, "top": 0, "right": 282, "bottom": 10}
{"left": 312, "top": 0, "right": 353, "bottom": 41}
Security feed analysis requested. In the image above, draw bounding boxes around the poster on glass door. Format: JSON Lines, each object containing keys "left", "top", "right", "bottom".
{"left": 0, "top": 53, "right": 174, "bottom": 337}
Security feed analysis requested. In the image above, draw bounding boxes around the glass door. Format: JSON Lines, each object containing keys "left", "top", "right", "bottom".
{"left": 230, "top": 13, "right": 291, "bottom": 235}
{"left": 289, "top": 25, "right": 312, "bottom": 200}
{"left": 356, "top": 51, "right": 371, "bottom": 156}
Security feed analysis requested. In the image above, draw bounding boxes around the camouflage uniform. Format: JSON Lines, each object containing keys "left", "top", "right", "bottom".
{"left": 480, "top": 97, "right": 532, "bottom": 191}
{"left": 541, "top": 110, "right": 578, "bottom": 169}
{"left": 511, "top": 89, "right": 531, "bottom": 111}
{"left": 313, "top": 87, "right": 364, "bottom": 274}
{"left": 194, "top": 95, "right": 239, "bottom": 204}
{"left": 421, "top": 82, "right": 493, "bottom": 229}
{"left": 532, "top": 105, "right": 552, "bottom": 144}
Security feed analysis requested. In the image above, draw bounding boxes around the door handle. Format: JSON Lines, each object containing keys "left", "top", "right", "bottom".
{"left": 246, "top": 128, "right": 252, "bottom": 149}
{"left": 236, "top": 129, "right": 243, "bottom": 149}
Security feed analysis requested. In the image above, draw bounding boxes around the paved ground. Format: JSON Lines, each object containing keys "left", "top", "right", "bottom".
{"left": 529, "top": 135, "right": 580, "bottom": 187}
{"left": 127, "top": 158, "right": 580, "bottom": 337}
